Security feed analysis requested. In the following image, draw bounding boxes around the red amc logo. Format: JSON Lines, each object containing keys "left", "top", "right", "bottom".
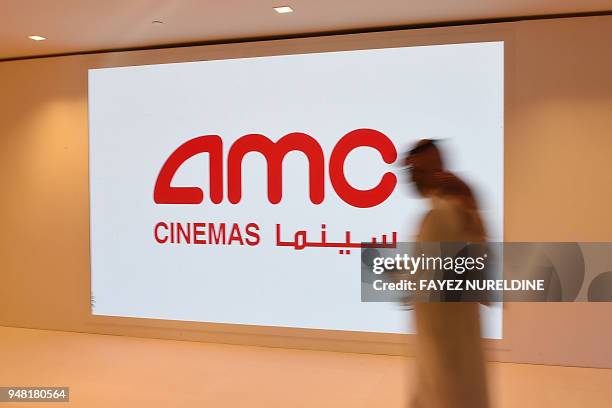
{"left": 154, "top": 128, "right": 397, "bottom": 208}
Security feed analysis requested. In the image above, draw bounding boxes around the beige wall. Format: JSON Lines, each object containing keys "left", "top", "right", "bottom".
{"left": 1, "top": 15, "right": 611, "bottom": 368}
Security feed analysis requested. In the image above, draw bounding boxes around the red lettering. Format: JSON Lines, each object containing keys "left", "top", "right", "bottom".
{"left": 193, "top": 223, "right": 207, "bottom": 244}
{"left": 227, "top": 133, "right": 324, "bottom": 204}
{"left": 245, "top": 223, "right": 260, "bottom": 246}
{"left": 154, "top": 135, "right": 223, "bottom": 204}
{"left": 228, "top": 223, "right": 244, "bottom": 245}
{"left": 153, "top": 129, "right": 398, "bottom": 208}
{"left": 209, "top": 223, "right": 226, "bottom": 245}
{"left": 329, "top": 128, "right": 397, "bottom": 208}
{"left": 154, "top": 222, "right": 168, "bottom": 243}
{"left": 177, "top": 222, "right": 191, "bottom": 243}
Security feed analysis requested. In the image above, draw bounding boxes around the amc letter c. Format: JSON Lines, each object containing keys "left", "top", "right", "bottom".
{"left": 329, "top": 128, "right": 398, "bottom": 208}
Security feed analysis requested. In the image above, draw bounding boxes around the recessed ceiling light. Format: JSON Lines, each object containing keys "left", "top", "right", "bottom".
{"left": 28, "top": 35, "right": 46, "bottom": 41}
{"left": 274, "top": 6, "right": 293, "bottom": 14}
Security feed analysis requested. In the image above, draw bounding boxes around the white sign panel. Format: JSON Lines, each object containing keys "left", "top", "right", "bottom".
{"left": 89, "top": 41, "right": 504, "bottom": 337}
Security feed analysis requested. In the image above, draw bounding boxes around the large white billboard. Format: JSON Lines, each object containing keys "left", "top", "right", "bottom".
{"left": 89, "top": 41, "right": 504, "bottom": 337}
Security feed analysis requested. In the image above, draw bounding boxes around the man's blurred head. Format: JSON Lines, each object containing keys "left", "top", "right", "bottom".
{"left": 403, "top": 139, "right": 444, "bottom": 173}
{"left": 403, "top": 139, "right": 478, "bottom": 210}
{"left": 403, "top": 139, "right": 444, "bottom": 197}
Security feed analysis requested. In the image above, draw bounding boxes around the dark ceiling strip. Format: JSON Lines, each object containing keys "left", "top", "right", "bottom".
{"left": 1, "top": 10, "right": 611, "bottom": 63}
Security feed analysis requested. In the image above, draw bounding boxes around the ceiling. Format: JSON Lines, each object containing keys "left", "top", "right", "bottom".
{"left": 2, "top": 0, "right": 612, "bottom": 60}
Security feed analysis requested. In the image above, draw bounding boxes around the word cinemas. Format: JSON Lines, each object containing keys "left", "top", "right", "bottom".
{"left": 154, "top": 222, "right": 260, "bottom": 246}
